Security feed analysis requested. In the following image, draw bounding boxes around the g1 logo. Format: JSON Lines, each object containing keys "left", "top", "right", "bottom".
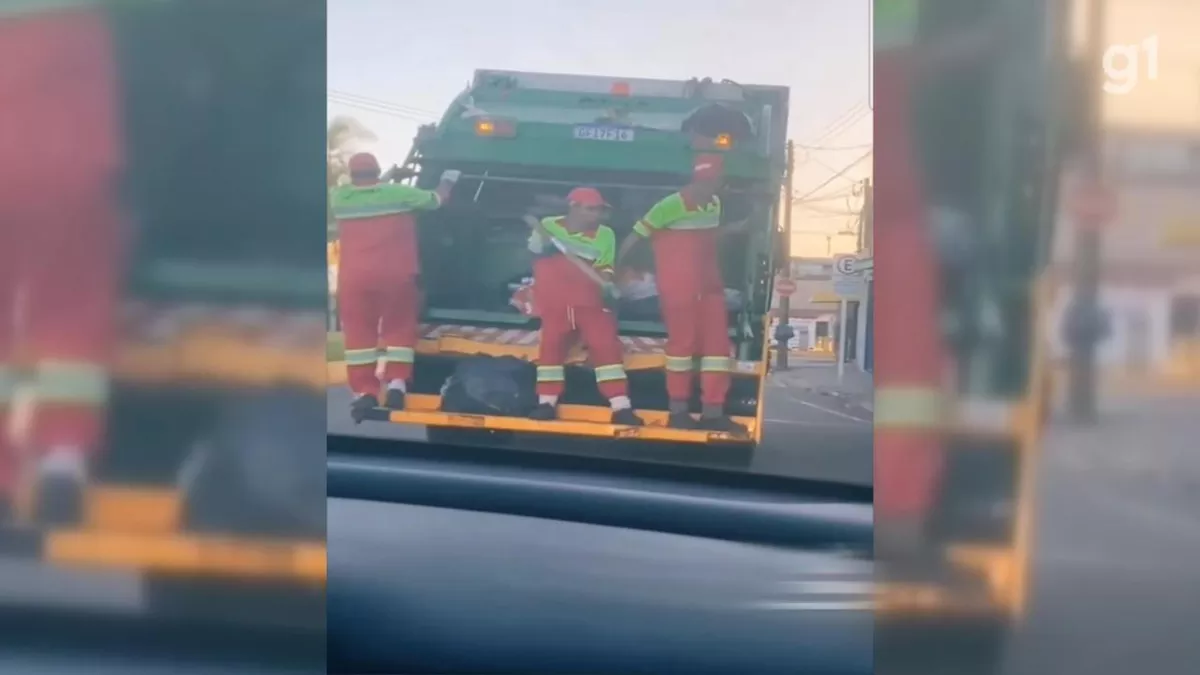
{"left": 1103, "top": 35, "right": 1159, "bottom": 95}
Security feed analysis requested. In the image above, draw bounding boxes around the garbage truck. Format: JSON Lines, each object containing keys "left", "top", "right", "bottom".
{"left": 874, "top": 0, "right": 1068, "bottom": 671}
{"left": 331, "top": 70, "right": 790, "bottom": 453}
{"left": 0, "top": 2, "right": 325, "bottom": 630}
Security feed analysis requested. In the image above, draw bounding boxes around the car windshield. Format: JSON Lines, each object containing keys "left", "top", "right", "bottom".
{"left": 325, "top": 1, "right": 873, "bottom": 486}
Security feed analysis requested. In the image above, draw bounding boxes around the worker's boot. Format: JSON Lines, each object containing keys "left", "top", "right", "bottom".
{"left": 349, "top": 393, "right": 380, "bottom": 424}
{"left": 666, "top": 401, "right": 697, "bottom": 430}
{"left": 697, "top": 405, "right": 749, "bottom": 436}
{"left": 33, "top": 449, "right": 87, "bottom": 527}
{"left": 529, "top": 402, "right": 557, "bottom": 421}
{"left": 610, "top": 407, "right": 643, "bottom": 426}
{"left": 383, "top": 387, "right": 406, "bottom": 411}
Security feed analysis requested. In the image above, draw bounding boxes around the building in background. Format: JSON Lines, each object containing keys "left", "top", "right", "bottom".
{"left": 1049, "top": 0, "right": 1200, "bottom": 380}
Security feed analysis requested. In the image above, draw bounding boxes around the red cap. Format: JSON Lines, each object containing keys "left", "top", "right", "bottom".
{"left": 347, "top": 152, "right": 380, "bottom": 174}
{"left": 566, "top": 186, "right": 608, "bottom": 207}
{"left": 692, "top": 154, "right": 724, "bottom": 181}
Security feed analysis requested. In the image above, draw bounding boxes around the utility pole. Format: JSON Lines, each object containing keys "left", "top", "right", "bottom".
{"left": 775, "top": 140, "right": 795, "bottom": 371}
{"left": 1067, "top": 0, "right": 1108, "bottom": 424}
{"left": 859, "top": 178, "right": 872, "bottom": 254}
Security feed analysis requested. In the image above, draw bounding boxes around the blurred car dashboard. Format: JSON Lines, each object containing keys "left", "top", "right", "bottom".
{"left": 328, "top": 434, "right": 874, "bottom": 674}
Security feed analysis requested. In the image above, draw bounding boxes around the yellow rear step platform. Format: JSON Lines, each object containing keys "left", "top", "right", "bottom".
{"left": 4, "top": 485, "right": 325, "bottom": 583}
{"left": 45, "top": 530, "right": 326, "bottom": 583}
{"left": 373, "top": 393, "right": 760, "bottom": 444}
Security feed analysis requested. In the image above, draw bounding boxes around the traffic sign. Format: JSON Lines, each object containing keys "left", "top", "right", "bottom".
{"left": 832, "top": 254, "right": 864, "bottom": 299}
{"left": 775, "top": 277, "right": 797, "bottom": 296}
{"left": 834, "top": 254, "right": 858, "bottom": 277}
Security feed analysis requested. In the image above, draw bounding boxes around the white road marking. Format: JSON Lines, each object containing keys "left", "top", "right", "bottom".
{"left": 784, "top": 394, "right": 872, "bottom": 424}
{"left": 763, "top": 417, "right": 865, "bottom": 427}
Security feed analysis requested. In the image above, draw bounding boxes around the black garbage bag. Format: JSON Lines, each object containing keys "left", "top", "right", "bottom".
{"left": 440, "top": 356, "right": 537, "bottom": 417}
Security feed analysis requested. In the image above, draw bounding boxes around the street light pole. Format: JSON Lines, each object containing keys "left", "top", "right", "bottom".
{"left": 1067, "top": 0, "right": 1107, "bottom": 424}
{"left": 775, "top": 140, "right": 795, "bottom": 371}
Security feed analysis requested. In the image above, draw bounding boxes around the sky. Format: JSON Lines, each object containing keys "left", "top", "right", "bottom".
{"left": 327, "top": 0, "right": 872, "bottom": 258}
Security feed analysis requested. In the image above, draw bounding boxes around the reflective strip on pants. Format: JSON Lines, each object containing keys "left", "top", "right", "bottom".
{"left": 700, "top": 356, "right": 732, "bottom": 373}
{"left": 345, "top": 348, "right": 378, "bottom": 366}
{"left": 665, "top": 356, "right": 693, "bottom": 372}
{"left": 594, "top": 363, "right": 626, "bottom": 382}
{"left": 0, "top": 366, "right": 16, "bottom": 405}
{"left": 874, "top": 387, "right": 944, "bottom": 429}
{"left": 34, "top": 361, "right": 108, "bottom": 406}
{"left": 384, "top": 346, "right": 414, "bottom": 364}
{"left": 537, "top": 365, "right": 565, "bottom": 382}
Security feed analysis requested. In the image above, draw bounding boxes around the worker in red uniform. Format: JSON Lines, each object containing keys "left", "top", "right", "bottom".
{"left": 525, "top": 188, "right": 643, "bottom": 427}
{"left": 617, "top": 155, "right": 746, "bottom": 434}
{"left": 0, "top": 2, "right": 127, "bottom": 525}
{"left": 874, "top": 0, "right": 1008, "bottom": 574}
{"left": 329, "top": 154, "right": 460, "bottom": 422}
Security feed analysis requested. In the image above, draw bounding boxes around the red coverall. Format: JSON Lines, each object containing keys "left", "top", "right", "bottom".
{"left": 330, "top": 154, "right": 445, "bottom": 398}
{"left": 632, "top": 157, "right": 731, "bottom": 407}
{"left": 532, "top": 207, "right": 628, "bottom": 401}
{"left": 0, "top": 7, "right": 124, "bottom": 496}
{"left": 874, "top": 40, "right": 948, "bottom": 520}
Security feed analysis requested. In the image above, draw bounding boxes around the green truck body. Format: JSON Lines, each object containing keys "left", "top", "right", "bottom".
{"left": 369, "top": 70, "right": 791, "bottom": 442}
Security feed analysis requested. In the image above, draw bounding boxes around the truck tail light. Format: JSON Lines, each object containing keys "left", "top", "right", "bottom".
{"left": 691, "top": 133, "right": 733, "bottom": 151}
{"left": 474, "top": 118, "right": 516, "bottom": 137}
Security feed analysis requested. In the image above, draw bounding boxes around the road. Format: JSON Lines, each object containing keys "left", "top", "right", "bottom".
{"left": 1002, "top": 392, "right": 1200, "bottom": 674}
{"left": 326, "top": 372, "right": 874, "bottom": 486}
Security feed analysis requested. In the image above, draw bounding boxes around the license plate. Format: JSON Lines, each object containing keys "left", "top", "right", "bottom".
{"left": 572, "top": 125, "right": 635, "bottom": 142}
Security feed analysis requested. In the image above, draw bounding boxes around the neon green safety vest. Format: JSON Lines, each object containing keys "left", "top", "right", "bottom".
{"left": 328, "top": 183, "right": 441, "bottom": 220}
{"left": 632, "top": 192, "right": 721, "bottom": 238}
{"left": 874, "top": 0, "right": 919, "bottom": 50}
{"left": 530, "top": 217, "right": 616, "bottom": 269}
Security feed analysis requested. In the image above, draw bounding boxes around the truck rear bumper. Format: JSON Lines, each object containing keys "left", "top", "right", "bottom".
{"left": 0, "top": 525, "right": 325, "bottom": 584}
{"left": 361, "top": 392, "right": 760, "bottom": 445}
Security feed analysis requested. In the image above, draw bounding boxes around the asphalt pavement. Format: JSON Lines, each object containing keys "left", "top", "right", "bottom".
{"left": 1002, "top": 392, "right": 1200, "bottom": 674}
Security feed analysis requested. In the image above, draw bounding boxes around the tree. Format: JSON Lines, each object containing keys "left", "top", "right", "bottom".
{"left": 327, "top": 115, "right": 376, "bottom": 239}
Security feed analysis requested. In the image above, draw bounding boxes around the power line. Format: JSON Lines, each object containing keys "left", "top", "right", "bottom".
{"left": 328, "top": 95, "right": 429, "bottom": 123}
{"left": 328, "top": 89, "right": 438, "bottom": 117}
{"left": 803, "top": 153, "right": 866, "bottom": 187}
{"left": 327, "top": 93, "right": 434, "bottom": 123}
{"left": 793, "top": 191, "right": 856, "bottom": 203}
{"left": 794, "top": 150, "right": 872, "bottom": 202}
{"left": 807, "top": 102, "right": 866, "bottom": 143}
{"left": 806, "top": 102, "right": 869, "bottom": 146}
